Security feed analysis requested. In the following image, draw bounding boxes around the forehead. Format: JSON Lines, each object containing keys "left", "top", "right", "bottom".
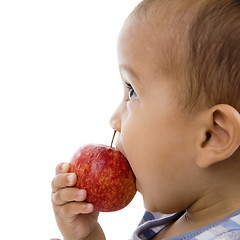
{"left": 118, "top": 0, "right": 203, "bottom": 47}
{"left": 117, "top": 14, "right": 169, "bottom": 77}
{"left": 117, "top": 0, "right": 202, "bottom": 79}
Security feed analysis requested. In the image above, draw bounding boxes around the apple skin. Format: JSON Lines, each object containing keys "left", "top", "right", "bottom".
{"left": 69, "top": 144, "right": 137, "bottom": 212}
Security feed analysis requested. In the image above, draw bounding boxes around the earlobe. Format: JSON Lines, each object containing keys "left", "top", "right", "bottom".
{"left": 197, "top": 104, "right": 240, "bottom": 168}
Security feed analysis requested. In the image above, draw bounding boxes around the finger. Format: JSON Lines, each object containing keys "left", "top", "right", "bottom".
{"left": 51, "top": 173, "right": 77, "bottom": 193}
{"left": 55, "top": 162, "right": 69, "bottom": 175}
{"left": 52, "top": 188, "right": 87, "bottom": 206}
{"left": 60, "top": 201, "right": 94, "bottom": 217}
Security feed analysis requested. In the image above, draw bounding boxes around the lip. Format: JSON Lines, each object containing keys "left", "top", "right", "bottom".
{"left": 116, "top": 142, "right": 141, "bottom": 192}
{"left": 114, "top": 138, "right": 141, "bottom": 191}
{"left": 136, "top": 180, "right": 141, "bottom": 193}
{"left": 115, "top": 141, "right": 126, "bottom": 157}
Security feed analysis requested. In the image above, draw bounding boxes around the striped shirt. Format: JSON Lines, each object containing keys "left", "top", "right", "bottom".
{"left": 131, "top": 209, "right": 240, "bottom": 239}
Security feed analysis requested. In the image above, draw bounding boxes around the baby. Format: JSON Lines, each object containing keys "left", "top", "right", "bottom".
{"left": 51, "top": 0, "right": 240, "bottom": 239}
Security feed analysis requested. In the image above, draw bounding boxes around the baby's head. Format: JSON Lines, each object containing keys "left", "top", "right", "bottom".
{"left": 130, "top": 0, "right": 240, "bottom": 112}
{"left": 111, "top": 0, "right": 240, "bottom": 213}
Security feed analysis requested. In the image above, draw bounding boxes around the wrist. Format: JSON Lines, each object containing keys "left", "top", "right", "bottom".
{"left": 63, "top": 224, "right": 105, "bottom": 240}
{"left": 83, "top": 224, "right": 105, "bottom": 240}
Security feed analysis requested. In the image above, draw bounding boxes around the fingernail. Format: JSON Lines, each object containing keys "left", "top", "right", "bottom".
{"left": 67, "top": 173, "right": 75, "bottom": 183}
{"left": 77, "top": 189, "right": 85, "bottom": 198}
{"left": 83, "top": 203, "right": 93, "bottom": 212}
{"left": 61, "top": 163, "right": 69, "bottom": 172}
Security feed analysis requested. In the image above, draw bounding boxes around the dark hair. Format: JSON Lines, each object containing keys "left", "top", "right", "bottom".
{"left": 132, "top": 0, "right": 240, "bottom": 112}
{"left": 188, "top": 0, "right": 240, "bottom": 112}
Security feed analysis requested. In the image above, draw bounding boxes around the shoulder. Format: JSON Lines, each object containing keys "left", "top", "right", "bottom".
{"left": 132, "top": 211, "right": 184, "bottom": 240}
{"left": 195, "top": 209, "right": 240, "bottom": 240}
{"left": 213, "top": 230, "right": 240, "bottom": 240}
{"left": 133, "top": 210, "right": 240, "bottom": 240}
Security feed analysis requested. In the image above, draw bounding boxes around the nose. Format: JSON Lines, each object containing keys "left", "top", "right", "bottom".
{"left": 110, "top": 105, "right": 122, "bottom": 133}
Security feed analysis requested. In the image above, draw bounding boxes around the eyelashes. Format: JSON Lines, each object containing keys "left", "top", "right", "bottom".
{"left": 124, "top": 81, "right": 137, "bottom": 100}
{"left": 125, "top": 81, "right": 133, "bottom": 90}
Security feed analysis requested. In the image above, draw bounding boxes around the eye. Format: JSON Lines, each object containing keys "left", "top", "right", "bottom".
{"left": 125, "top": 82, "right": 137, "bottom": 100}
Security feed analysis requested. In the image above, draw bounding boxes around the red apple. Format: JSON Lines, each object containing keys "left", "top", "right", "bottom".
{"left": 69, "top": 144, "right": 137, "bottom": 212}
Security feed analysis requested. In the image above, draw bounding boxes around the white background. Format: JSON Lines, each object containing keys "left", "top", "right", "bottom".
{"left": 0, "top": 1, "right": 145, "bottom": 239}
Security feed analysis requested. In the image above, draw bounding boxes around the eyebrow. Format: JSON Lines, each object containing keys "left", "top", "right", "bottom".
{"left": 119, "top": 64, "right": 140, "bottom": 82}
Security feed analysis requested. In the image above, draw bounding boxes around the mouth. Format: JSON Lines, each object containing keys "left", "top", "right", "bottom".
{"left": 116, "top": 142, "right": 127, "bottom": 159}
{"left": 135, "top": 181, "right": 141, "bottom": 192}
{"left": 116, "top": 143, "right": 129, "bottom": 162}
{"left": 115, "top": 142, "right": 141, "bottom": 191}
{"left": 114, "top": 136, "right": 140, "bottom": 191}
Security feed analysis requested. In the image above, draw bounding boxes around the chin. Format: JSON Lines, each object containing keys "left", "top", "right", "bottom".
{"left": 143, "top": 198, "right": 181, "bottom": 214}
{"left": 142, "top": 198, "right": 158, "bottom": 213}
{"left": 144, "top": 205, "right": 159, "bottom": 213}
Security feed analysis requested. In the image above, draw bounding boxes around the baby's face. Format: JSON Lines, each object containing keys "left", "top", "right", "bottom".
{"left": 111, "top": 14, "right": 204, "bottom": 213}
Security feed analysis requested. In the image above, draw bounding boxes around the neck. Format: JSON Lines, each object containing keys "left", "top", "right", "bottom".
{"left": 185, "top": 188, "right": 240, "bottom": 226}
{"left": 154, "top": 185, "right": 240, "bottom": 240}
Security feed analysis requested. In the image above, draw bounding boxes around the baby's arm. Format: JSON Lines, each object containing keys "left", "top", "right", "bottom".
{"left": 51, "top": 163, "right": 106, "bottom": 240}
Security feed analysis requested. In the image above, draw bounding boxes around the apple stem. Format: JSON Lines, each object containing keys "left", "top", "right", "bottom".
{"left": 111, "top": 130, "right": 117, "bottom": 148}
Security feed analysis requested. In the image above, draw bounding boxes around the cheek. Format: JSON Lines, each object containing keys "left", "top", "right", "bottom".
{"left": 118, "top": 105, "right": 200, "bottom": 212}
{"left": 119, "top": 112, "right": 164, "bottom": 178}
{"left": 121, "top": 110, "right": 176, "bottom": 162}
{"left": 120, "top": 110, "right": 198, "bottom": 184}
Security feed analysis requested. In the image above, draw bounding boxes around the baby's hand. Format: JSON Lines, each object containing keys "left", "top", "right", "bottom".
{"left": 51, "top": 163, "right": 105, "bottom": 240}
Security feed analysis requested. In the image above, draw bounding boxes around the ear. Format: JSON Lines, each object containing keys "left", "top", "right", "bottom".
{"left": 197, "top": 104, "right": 240, "bottom": 168}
